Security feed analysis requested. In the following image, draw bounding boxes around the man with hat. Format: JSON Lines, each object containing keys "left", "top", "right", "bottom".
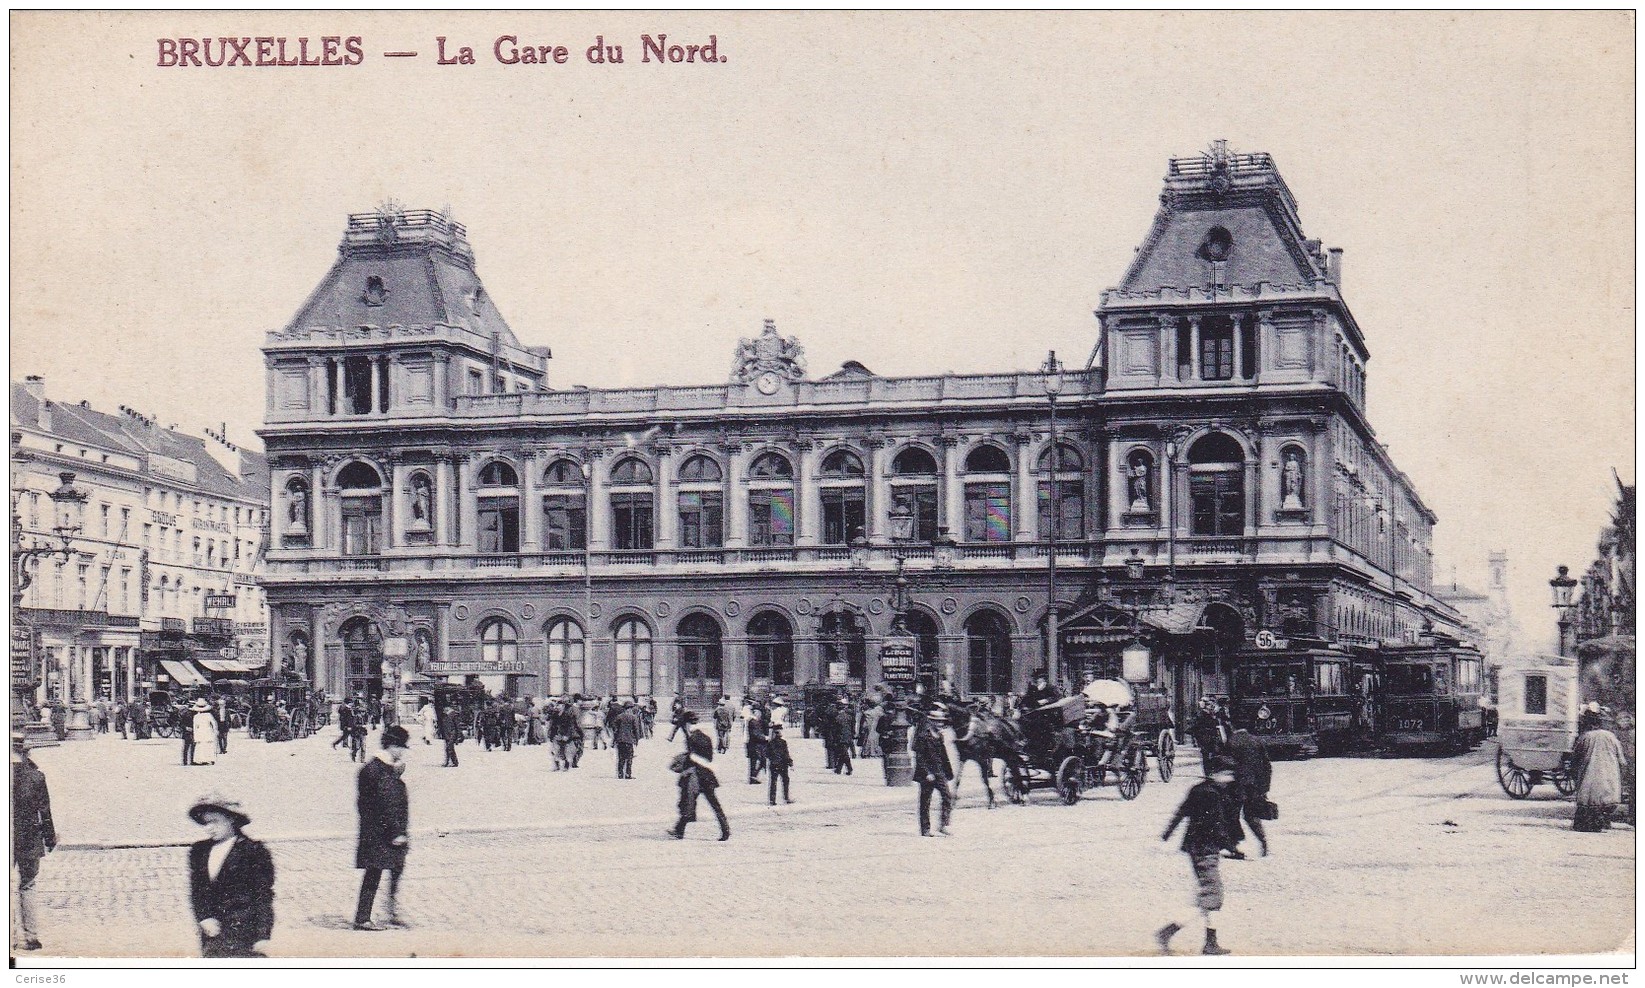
{"left": 353, "top": 725, "right": 411, "bottom": 931}
{"left": 1022, "top": 668, "right": 1063, "bottom": 713}
{"left": 11, "top": 738, "right": 56, "bottom": 951}
{"left": 766, "top": 720, "right": 794, "bottom": 805}
{"left": 1157, "top": 756, "right": 1240, "bottom": 956}
{"left": 913, "top": 706, "right": 956, "bottom": 837}
{"left": 187, "top": 793, "right": 274, "bottom": 957}
{"left": 612, "top": 698, "right": 641, "bottom": 779}
{"left": 669, "top": 711, "right": 730, "bottom": 841}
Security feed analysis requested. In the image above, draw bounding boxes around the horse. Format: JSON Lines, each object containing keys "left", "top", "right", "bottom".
{"left": 944, "top": 701, "right": 1029, "bottom": 808}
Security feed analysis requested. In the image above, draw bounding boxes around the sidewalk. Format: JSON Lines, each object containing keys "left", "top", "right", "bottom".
{"left": 30, "top": 727, "right": 915, "bottom": 849}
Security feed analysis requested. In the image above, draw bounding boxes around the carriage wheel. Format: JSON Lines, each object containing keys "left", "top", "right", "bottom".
{"left": 1157, "top": 732, "right": 1176, "bottom": 782}
{"left": 1496, "top": 748, "right": 1534, "bottom": 799}
{"left": 154, "top": 722, "right": 173, "bottom": 739}
{"left": 1553, "top": 755, "right": 1578, "bottom": 797}
{"left": 1118, "top": 766, "right": 1144, "bottom": 800}
{"left": 1056, "top": 757, "right": 1084, "bottom": 805}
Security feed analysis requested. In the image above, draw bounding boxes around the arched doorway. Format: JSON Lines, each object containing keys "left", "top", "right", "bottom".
{"left": 748, "top": 611, "right": 795, "bottom": 690}
{"left": 903, "top": 610, "right": 941, "bottom": 695}
{"left": 677, "top": 613, "right": 724, "bottom": 711}
{"left": 820, "top": 611, "right": 867, "bottom": 685}
{"left": 340, "top": 617, "right": 383, "bottom": 705}
{"left": 966, "top": 610, "right": 1014, "bottom": 698}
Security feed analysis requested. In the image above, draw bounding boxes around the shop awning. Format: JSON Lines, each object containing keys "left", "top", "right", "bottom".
{"left": 195, "top": 657, "right": 264, "bottom": 675}
{"left": 1141, "top": 602, "right": 1208, "bottom": 637}
{"left": 158, "top": 659, "right": 208, "bottom": 686}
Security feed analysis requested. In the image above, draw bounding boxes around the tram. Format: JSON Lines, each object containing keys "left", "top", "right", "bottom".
{"left": 1378, "top": 640, "right": 1489, "bottom": 752}
{"left": 1227, "top": 644, "right": 1357, "bottom": 757}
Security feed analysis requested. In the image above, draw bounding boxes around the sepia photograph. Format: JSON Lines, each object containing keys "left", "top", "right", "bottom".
{"left": 7, "top": 10, "right": 1636, "bottom": 969}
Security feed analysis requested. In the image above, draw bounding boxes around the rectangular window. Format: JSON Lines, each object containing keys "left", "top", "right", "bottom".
{"left": 121, "top": 569, "right": 132, "bottom": 612}
{"left": 964, "top": 483, "right": 1012, "bottom": 542}
{"left": 677, "top": 491, "right": 724, "bottom": 549}
{"left": 1037, "top": 481, "right": 1084, "bottom": 540}
{"left": 77, "top": 565, "right": 89, "bottom": 611}
{"left": 100, "top": 504, "right": 110, "bottom": 538}
{"left": 340, "top": 497, "right": 383, "bottom": 556}
{"left": 143, "top": 523, "right": 152, "bottom": 548}
{"left": 1190, "top": 471, "right": 1244, "bottom": 536}
{"left": 893, "top": 484, "right": 940, "bottom": 542}
{"left": 821, "top": 487, "right": 866, "bottom": 545}
{"left": 1201, "top": 326, "right": 1234, "bottom": 380}
{"left": 543, "top": 494, "right": 587, "bottom": 551}
{"left": 611, "top": 493, "right": 654, "bottom": 551}
{"left": 748, "top": 489, "right": 795, "bottom": 546}
{"left": 467, "top": 369, "right": 485, "bottom": 396}
{"left": 120, "top": 507, "right": 130, "bottom": 537}
{"left": 477, "top": 497, "right": 521, "bottom": 553}
{"left": 1524, "top": 675, "right": 1547, "bottom": 716}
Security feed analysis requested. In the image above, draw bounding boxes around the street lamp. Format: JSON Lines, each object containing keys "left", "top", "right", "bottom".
{"left": 1549, "top": 564, "right": 1578, "bottom": 658}
{"left": 1042, "top": 350, "right": 1065, "bottom": 691}
{"left": 1098, "top": 549, "right": 1176, "bottom": 685}
{"left": 11, "top": 451, "right": 88, "bottom": 746}
{"left": 879, "top": 497, "right": 919, "bottom": 787}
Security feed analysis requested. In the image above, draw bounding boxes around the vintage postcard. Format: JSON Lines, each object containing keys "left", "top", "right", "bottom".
{"left": 7, "top": 10, "right": 1635, "bottom": 969}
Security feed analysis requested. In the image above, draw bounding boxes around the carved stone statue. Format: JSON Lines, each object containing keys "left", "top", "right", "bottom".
{"left": 731, "top": 319, "right": 807, "bottom": 384}
{"left": 288, "top": 640, "right": 307, "bottom": 674}
{"left": 287, "top": 482, "right": 309, "bottom": 533}
{"left": 1128, "top": 459, "right": 1151, "bottom": 512}
{"left": 410, "top": 474, "right": 432, "bottom": 527}
{"left": 414, "top": 630, "right": 433, "bottom": 668}
{"left": 1281, "top": 452, "right": 1305, "bottom": 510}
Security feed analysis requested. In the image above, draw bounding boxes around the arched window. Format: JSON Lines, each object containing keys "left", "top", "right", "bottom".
{"left": 677, "top": 455, "right": 723, "bottom": 482}
{"left": 338, "top": 462, "right": 384, "bottom": 557}
{"left": 545, "top": 618, "right": 584, "bottom": 697}
{"left": 964, "top": 444, "right": 1012, "bottom": 543}
{"left": 820, "top": 611, "right": 866, "bottom": 682}
{"left": 614, "top": 619, "right": 653, "bottom": 696}
{"left": 1038, "top": 442, "right": 1085, "bottom": 540}
{"left": 890, "top": 446, "right": 939, "bottom": 542}
{"left": 1124, "top": 448, "right": 1155, "bottom": 514}
{"left": 1188, "top": 433, "right": 1245, "bottom": 537}
{"left": 748, "top": 611, "right": 795, "bottom": 686}
{"left": 966, "top": 610, "right": 1013, "bottom": 696}
{"left": 476, "top": 461, "right": 520, "bottom": 554}
{"left": 542, "top": 460, "right": 586, "bottom": 551}
{"left": 747, "top": 451, "right": 795, "bottom": 547}
{"left": 820, "top": 449, "right": 866, "bottom": 545}
{"left": 677, "top": 613, "right": 724, "bottom": 704}
{"left": 479, "top": 618, "right": 518, "bottom": 666}
{"left": 608, "top": 459, "right": 654, "bottom": 551}
{"left": 676, "top": 455, "right": 724, "bottom": 549}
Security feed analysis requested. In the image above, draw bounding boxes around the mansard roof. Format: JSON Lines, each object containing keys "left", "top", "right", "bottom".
{"left": 1117, "top": 143, "right": 1329, "bottom": 295}
{"left": 283, "top": 207, "right": 520, "bottom": 347}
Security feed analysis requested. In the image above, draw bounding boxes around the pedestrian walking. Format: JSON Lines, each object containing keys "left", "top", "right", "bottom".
{"left": 334, "top": 700, "right": 356, "bottom": 751}
{"left": 613, "top": 699, "right": 641, "bottom": 779}
{"left": 858, "top": 695, "right": 882, "bottom": 758}
{"left": 713, "top": 697, "right": 735, "bottom": 754}
{"left": 668, "top": 712, "right": 730, "bottom": 841}
{"left": 913, "top": 707, "right": 955, "bottom": 837}
{"left": 187, "top": 794, "right": 274, "bottom": 958}
{"left": 353, "top": 725, "right": 411, "bottom": 931}
{"left": 215, "top": 695, "right": 230, "bottom": 754}
{"left": 746, "top": 703, "right": 769, "bottom": 784}
{"left": 11, "top": 739, "right": 56, "bottom": 951}
{"left": 767, "top": 721, "right": 794, "bottom": 804}
{"left": 1573, "top": 707, "right": 1627, "bottom": 832}
{"left": 180, "top": 699, "right": 200, "bottom": 765}
{"left": 580, "top": 697, "right": 603, "bottom": 751}
{"left": 667, "top": 694, "right": 689, "bottom": 741}
{"left": 49, "top": 700, "right": 67, "bottom": 741}
{"left": 115, "top": 699, "right": 128, "bottom": 739}
{"left": 95, "top": 699, "right": 109, "bottom": 734}
{"left": 833, "top": 700, "right": 855, "bottom": 775}
{"left": 551, "top": 698, "right": 580, "bottom": 771}
{"left": 349, "top": 710, "right": 368, "bottom": 763}
{"left": 440, "top": 707, "right": 462, "bottom": 768}
{"left": 1157, "top": 758, "right": 1240, "bottom": 956}
{"left": 643, "top": 696, "right": 658, "bottom": 738}
{"left": 193, "top": 699, "right": 219, "bottom": 765}
{"left": 1224, "top": 727, "right": 1273, "bottom": 856}
{"left": 416, "top": 699, "right": 437, "bottom": 746}
{"left": 1192, "top": 696, "right": 1226, "bottom": 776}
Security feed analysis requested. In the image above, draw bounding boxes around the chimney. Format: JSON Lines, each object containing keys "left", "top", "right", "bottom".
{"left": 1326, "top": 248, "right": 1344, "bottom": 287}
{"left": 23, "top": 375, "right": 49, "bottom": 430}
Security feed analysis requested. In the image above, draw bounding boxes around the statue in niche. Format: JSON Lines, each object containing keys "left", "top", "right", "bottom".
{"left": 410, "top": 474, "right": 433, "bottom": 528}
{"left": 287, "top": 639, "right": 307, "bottom": 676}
{"left": 287, "top": 482, "right": 309, "bottom": 534}
{"left": 414, "top": 630, "right": 433, "bottom": 669}
{"left": 1281, "top": 452, "right": 1305, "bottom": 510}
{"left": 1127, "top": 457, "right": 1152, "bottom": 512}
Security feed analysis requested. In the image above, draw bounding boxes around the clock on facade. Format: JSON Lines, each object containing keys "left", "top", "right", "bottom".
{"left": 755, "top": 372, "right": 782, "bottom": 395}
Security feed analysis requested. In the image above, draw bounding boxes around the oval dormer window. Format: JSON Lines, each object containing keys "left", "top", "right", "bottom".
{"left": 364, "top": 275, "right": 388, "bottom": 306}
{"left": 1198, "top": 226, "right": 1233, "bottom": 263}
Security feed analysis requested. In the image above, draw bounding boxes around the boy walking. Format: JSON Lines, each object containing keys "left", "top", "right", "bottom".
{"left": 1157, "top": 758, "right": 1240, "bottom": 956}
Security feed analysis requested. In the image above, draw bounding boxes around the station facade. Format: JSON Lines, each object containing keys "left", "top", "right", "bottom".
{"left": 258, "top": 145, "right": 1470, "bottom": 725}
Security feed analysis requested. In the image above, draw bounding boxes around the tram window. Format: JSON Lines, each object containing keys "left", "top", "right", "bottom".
{"left": 1236, "top": 664, "right": 1306, "bottom": 696}
{"left": 1314, "top": 662, "right": 1345, "bottom": 696}
{"left": 1385, "top": 665, "right": 1435, "bottom": 694}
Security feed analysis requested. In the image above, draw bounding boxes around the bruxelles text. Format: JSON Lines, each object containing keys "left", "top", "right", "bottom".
{"left": 157, "top": 36, "right": 364, "bottom": 67}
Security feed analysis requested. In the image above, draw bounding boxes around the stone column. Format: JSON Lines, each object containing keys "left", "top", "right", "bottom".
{"left": 458, "top": 456, "right": 478, "bottom": 551}
{"left": 1188, "top": 316, "right": 1202, "bottom": 381}
{"left": 387, "top": 459, "right": 405, "bottom": 550}
{"left": 331, "top": 361, "right": 344, "bottom": 416}
{"left": 796, "top": 443, "right": 821, "bottom": 548}
{"left": 306, "top": 358, "right": 325, "bottom": 418}
{"left": 1158, "top": 315, "right": 1178, "bottom": 384}
{"left": 940, "top": 439, "right": 962, "bottom": 537}
{"left": 868, "top": 441, "right": 890, "bottom": 541}
{"left": 1232, "top": 314, "right": 1246, "bottom": 380}
{"left": 654, "top": 448, "right": 676, "bottom": 550}
{"left": 1014, "top": 436, "right": 1036, "bottom": 543}
{"left": 724, "top": 446, "right": 749, "bottom": 549}
{"left": 369, "top": 355, "right": 382, "bottom": 413}
{"left": 587, "top": 452, "right": 610, "bottom": 551}
{"left": 521, "top": 453, "right": 542, "bottom": 552}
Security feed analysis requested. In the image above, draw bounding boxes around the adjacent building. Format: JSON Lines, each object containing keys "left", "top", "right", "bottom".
{"left": 11, "top": 378, "right": 271, "bottom": 709}
{"left": 259, "top": 145, "right": 1469, "bottom": 726}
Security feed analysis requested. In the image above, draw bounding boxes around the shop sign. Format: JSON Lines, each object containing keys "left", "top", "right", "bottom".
{"left": 150, "top": 510, "right": 179, "bottom": 527}
{"left": 204, "top": 593, "right": 237, "bottom": 609}
{"left": 879, "top": 636, "right": 917, "bottom": 684}
{"left": 426, "top": 660, "right": 525, "bottom": 674}
{"left": 192, "top": 617, "right": 234, "bottom": 637}
{"left": 191, "top": 517, "right": 232, "bottom": 534}
{"left": 827, "top": 661, "right": 848, "bottom": 685}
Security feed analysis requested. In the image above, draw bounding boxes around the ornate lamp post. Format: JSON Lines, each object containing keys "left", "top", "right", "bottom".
{"left": 1042, "top": 350, "right": 1065, "bottom": 691}
{"left": 1549, "top": 564, "right": 1578, "bottom": 658}
{"left": 877, "top": 500, "right": 919, "bottom": 786}
{"left": 1097, "top": 548, "right": 1176, "bottom": 685}
{"left": 11, "top": 446, "right": 88, "bottom": 747}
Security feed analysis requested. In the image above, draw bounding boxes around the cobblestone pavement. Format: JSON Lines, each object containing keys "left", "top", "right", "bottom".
{"left": 15, "top": 733, "right": 1635, "bottom": 961}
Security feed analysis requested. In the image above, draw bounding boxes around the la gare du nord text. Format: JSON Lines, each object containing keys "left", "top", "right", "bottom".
{"left": 154, "top": 34, "right": 723, "bottom": 67}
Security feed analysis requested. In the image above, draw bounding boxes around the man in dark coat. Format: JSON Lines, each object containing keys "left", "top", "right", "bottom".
{"left": 1225, "top": 726, "right": 1273, "bottom": 856}
{"left": 913, "top": 707, "right": 956, "bottom": 836}
{"left": 1191, "top": 696, "right": 1226, "bottom": 775}
{"left": 214, "top": 695, "right": 231, "bottom": 754}
{"left": 188, "top": 794, "right": 274, "bottom": 957}
{"left": 1158, "top": 758, "right": 1239, "bottom": 956}
{"left": 1021, "top": 669, "right": 1063, "bottom": 713}
{"left": 11, "top": 740, "right": 56, "bottom": 951}
{"left": 334, "top": 700, "right": 356, "bottom": 750}
{"left": 745, "top": 703, "right": 769, "bottom": 783}
{"left": 669, "top": 712, "right": 730, "bottom": 840}
{"left": 767, "top": 721, "right": 794, "bottom": 805}
{"left": 832, "top": 701, "right": 855, "bottom": 775}
{"left": 612, "top": 700, "right": 641, "bottom": 779}
{"left": 439, "top": 706, "right": 461, "bottom": 768}
{"left": 353, "top": 725, "right": 411, "bottom": 931}
{"left": 667, "top": 694, "right": 689, "bottom": 741}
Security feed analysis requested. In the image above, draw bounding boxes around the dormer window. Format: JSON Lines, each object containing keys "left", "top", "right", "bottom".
{"left": 364, "top": 275, "right": 388, "bottom": 306}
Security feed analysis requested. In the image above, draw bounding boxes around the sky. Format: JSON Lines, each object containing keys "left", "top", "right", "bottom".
{"left": 10, "top": 11, "right": 1635, "bottom": 650}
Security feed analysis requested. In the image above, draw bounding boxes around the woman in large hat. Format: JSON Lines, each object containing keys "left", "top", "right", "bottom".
{"left": 187, "top": 793, "right": 275, "bottom": 957}
{"left": 191, "top": 698, "right": 219, "bottom": 766}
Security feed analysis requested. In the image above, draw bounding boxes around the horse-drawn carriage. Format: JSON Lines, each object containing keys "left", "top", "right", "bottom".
{"left": 248, "top": 678, "right": 319, "bottom": 741}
